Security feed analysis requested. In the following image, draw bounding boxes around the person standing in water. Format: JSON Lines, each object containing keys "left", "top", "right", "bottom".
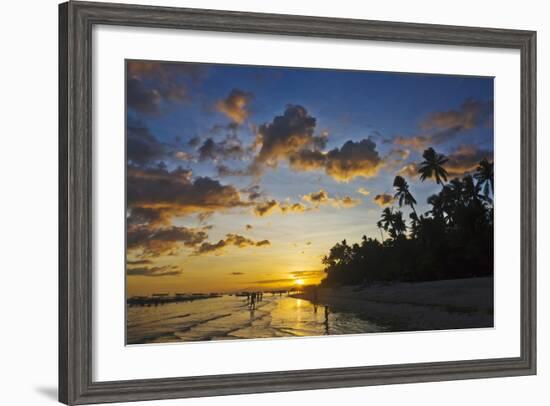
{"left": 250, "top": 292, "right": 256, "bottom": 310}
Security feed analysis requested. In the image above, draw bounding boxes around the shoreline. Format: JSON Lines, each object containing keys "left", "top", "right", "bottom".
{"left": 291, "top": 277, "right": 494, "bottom": 332}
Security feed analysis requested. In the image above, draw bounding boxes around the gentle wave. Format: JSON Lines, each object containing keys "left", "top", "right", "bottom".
{"left": 126, "top": 294, "right": 384, "bottom": 344}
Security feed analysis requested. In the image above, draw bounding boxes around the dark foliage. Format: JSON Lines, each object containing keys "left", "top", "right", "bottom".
{"left": 321, "top": 148, "right": 493, "bottom": 286}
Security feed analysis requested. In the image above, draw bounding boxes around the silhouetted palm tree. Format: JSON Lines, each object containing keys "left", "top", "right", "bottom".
{"left": 427, "top": 193, "right": 445, "bottom": 219}
{"left": 379, "top": 208, "right": 394, "bottom": 235}
{"left": 462, "top": 175, "right": 483, "bottom": 204}
{"left": 321, "top": 145, "right": 494, "bottom": 287}
{"left": 474, "top": 158, "right": 494, "bottom": 198}
{"left": 409, "top": 213, "right": 421, "bottom": 238}
{"left": 393, "top": 175, "right": 418, "bottom": 218}
{"left": 447, "top": 179, "right": 464, "bottom": 204}
{"left": 391, "top": 210, "right": 407, "bottom": 237}
{"left": 418, "top": 147, "right": 449, "bottom": 184}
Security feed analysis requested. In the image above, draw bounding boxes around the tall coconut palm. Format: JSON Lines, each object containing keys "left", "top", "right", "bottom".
{"left": 447, "top": 178, "right": 464, "bottom": 204}
{"left": 427, "top": 193, "right": 445, "bottom": 219}
{"left": 462, "top": 175, "right": 483, "bottom": 204}
{"left": 474, "top": 158, "right": 494, "bottom": 198}
{"left": 393, "top": 175, "right": 418, "bottom": 219}
{"left": 378, "top": 208, "right": 394, "bottom": 234}
{"left": 418, "top": 147, "right": 449, "bottom": 185}
{"left": 391, "top": 210, "right": 407, "bottom": 237}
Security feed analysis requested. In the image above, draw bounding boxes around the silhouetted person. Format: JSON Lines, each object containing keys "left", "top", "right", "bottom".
{"left": 250, "top": 293, "right": 256, "bottom": 310}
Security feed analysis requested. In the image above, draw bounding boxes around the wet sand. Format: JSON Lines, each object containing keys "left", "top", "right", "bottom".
{"left": 127, "top": 294, "right": 384, "bottom": 344}
{"left": 292, "top": 277, "right": 494, "bottom": 332}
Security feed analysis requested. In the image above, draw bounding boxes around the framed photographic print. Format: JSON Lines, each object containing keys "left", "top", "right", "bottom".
{"left": 59, "top": 1, "right": 536, "bottom": 404}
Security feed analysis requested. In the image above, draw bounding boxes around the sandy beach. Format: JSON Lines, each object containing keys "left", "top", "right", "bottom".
{"left": 292, "top": 277, "right": 494, "bottom": 332}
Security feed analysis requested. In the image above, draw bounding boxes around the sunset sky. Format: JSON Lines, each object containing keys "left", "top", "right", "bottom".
{"left": 126, "top": 60, "right": 494, "bottom": 296}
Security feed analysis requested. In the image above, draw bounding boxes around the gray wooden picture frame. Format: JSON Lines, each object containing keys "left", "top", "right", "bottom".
{"left": 59, "top": 1, "right": 537, "bottom": 404}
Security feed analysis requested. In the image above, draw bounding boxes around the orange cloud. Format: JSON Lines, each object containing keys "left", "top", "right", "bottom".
{"left": 421, "top": 98, "right": 491, "bottom": 131}
{"left": 127, "top": 225, "right": 209, "bottom": 258}
{"left": 215, "top": 89, "right": 253, "bottom": 124}
{"left": 393, "top": 99, "right": 493, "bottom": 151}
{"left": 394, "top": 135, "right": 431, "bottom": 151}
{"left": 302, "top": 189, "right": 361, "bottom": 208}
{"left": 289, "top": 139, "right": 383, "bottom": 182}
{"left": 253, "top": 200, "right": 308, "bottom": 217}
{"left": 127, "top": 165, "right": 250, "bottom": 225}
{"left": 302, "top": 189, "right": 329, "bottom": 204}
{"left": 337, "top": 196, "right": 361, "bottom": 208}
{"left": 446, "top": 145, "right": 493, "bottom": 177}
{"left": 126, "top": 61, "right": 205, "bottom": 114}
{"left": 373, "top": 194, "right": 395, "bottom": 207}
{"left": 397, "top": 163, "right": 419, "bottom": 179}
{"left": 193, "top": 233, "right": 270, "bottom": 255}
{"left": 254, "top": 105, "right": 323, "bottom": 170}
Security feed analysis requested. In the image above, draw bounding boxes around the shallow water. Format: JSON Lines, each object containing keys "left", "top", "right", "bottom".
{"left": 127, "top": 294, "right": 384, "bottom": 344}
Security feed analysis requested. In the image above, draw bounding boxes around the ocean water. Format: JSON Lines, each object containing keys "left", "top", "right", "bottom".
{"left": 127, "top": 294, "right": 384, "bottom": 344}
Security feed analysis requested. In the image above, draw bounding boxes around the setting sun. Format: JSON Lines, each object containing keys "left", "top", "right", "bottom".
{"left": 125, "top": 59, "right": 495, "bottom": 345}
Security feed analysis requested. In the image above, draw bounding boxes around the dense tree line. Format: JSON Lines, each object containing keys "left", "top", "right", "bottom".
{"left": 321, "top": 148, "right": 494, "bottom": 286}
